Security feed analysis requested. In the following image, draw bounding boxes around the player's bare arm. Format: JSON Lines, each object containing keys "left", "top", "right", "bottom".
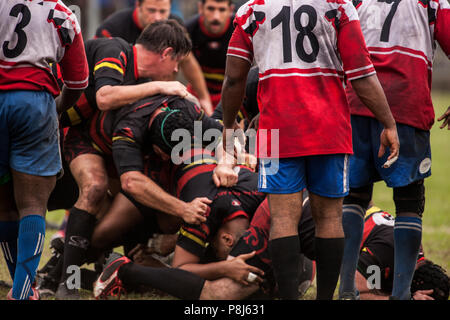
{"left": 172, "top": 245, "right": 263, "bottom": 284}
{"left": 120, "top": 170, "right": 209, "bottom": 224}
{"left": 95, "top": 81, "right": 189, "bottom": 111}
{"left": 55, "top": 85, "right": 85, "bottom": 114}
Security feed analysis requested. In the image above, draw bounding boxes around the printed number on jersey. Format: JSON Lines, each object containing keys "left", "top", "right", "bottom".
{"left": 271, "top": 5, "right": 320, "bottom": 63}
{"left": 2, "top": 4, "right": 31, "bottom": 58}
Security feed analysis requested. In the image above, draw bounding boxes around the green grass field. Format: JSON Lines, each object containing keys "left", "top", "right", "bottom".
{"left": 0, "top": 92, "right": 449, "bottom": 301}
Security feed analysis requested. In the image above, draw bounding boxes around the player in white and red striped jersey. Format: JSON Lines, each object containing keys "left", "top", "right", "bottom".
{"left": 220, "top": 0, "right": 400, "bottom": 300}
{"left": 0, "top": 0, "right": 88, "bottom": 300}
{"left": 340, "top": 0, "right": 450, "bottom": 300}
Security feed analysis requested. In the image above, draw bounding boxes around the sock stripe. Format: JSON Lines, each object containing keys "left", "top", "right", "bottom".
{"left": 395, "top": 221, "right": 422, "bottom": 228}
{"left": 19, "top": 275, "right": 30, "bottom": 300}
{"left": 343, "top": 204, "right": 365, "bottom": 217}
{"left": 33, "top": 233, "right": 44, "bottom": 256}
{"left": 394, "top": 226, "right": 422, "bottom": 232}
{"left": 1, "top": 242, "right": 13, "bottom": 262}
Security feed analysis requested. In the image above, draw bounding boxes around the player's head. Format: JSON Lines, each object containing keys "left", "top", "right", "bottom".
{"left": 210, "top": 215, "right": 249, "bottom": 261}
{"left": 136, "top": 19, "right": 191, "bottom": 78}
{"left": 411, "top": 259, "right": 450, "bottom": 300}
{"left": 149, "top": 103, "right": 198, "bottom": 159}
{"left": 198, "top": 0, "right": 234, "bottom": 35}
{"left": 136, "top": 0, "right": 172, "bottom": 27}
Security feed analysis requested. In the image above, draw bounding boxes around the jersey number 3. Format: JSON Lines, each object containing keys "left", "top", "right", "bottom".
{"left": 271, "top": 5, "right": 320, "bottom": 64}
{"left": 2, "top": 4, "right": 31, "bottom": 59}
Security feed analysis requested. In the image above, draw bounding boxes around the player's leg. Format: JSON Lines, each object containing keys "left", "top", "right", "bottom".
{"left": 91, "top": 192, "right": 144, "bottom": 251}
{"left": 94, "top": 252, "right": 206, "bottom": 300}
{"left": 259, "top": 157, "right": 305, "bottom": 300}
{"left": 376, "top": 124, "right": 430, "bottom": 300}
{"left": 200, "top": 277, "right": 259, "bottom": 300}
{"left": 308, "top": 193, "right": 345, "bottom": 300}
{"left": 57, "top": 152, "right": 109, "bottom": 299}
{"left": 11, "top": 171, "right": 56, "bottom": 300}
{"left": 391, "top": 180, "right": 425, "bottom": 300}
{"left": 0, "top": 179, "right": 19, "bottom": 281}
{"left": 5, "top": 90, "right": 61, "bottom": 299}
{"left": 339, "top": 185, "right": 373, "bottom": 298}
{"left": 0, "top": 94, "right": 19, "bottom": 281}
{"left": 307, "top": 154, "right": 349, "bottom": 300}
{"left": 339, "top": 115, "right": 378, "bottom": 299}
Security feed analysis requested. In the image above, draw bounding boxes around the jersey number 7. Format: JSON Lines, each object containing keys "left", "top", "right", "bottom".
{"left": 378, "top": 0, "right": 402, "bottom": 42}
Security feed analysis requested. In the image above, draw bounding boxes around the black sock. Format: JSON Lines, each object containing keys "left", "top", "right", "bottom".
{"left": 269, "top": 236, "right": 301, "bottom": 300}
{"left": 315, "top": 237, "right": 345, "bottom": 300}
{"left": 60, "top": 207, "right": 97, "bottom": 283}
{"left": 118, "top": 263, "right": 205, "bottom": 300}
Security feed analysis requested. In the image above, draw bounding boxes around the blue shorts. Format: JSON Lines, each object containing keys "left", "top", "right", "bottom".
{"left": 0, "top": 90, "right": 61, "bottom": 180}
{"left": 349, "top": 116, "right": 431, "bottom": 188}
{"left": 258, "top": 154, "right": 350, "bottom": 198}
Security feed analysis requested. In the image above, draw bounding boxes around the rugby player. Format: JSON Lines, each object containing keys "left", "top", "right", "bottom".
{"left": 185, "top": 0, "right": 235, "bottom": 108}
{"left": 93, "top": 199, "right": 449, "bottom": 300}
{"left": 220, "top": 0, "right": 399, "bottom": 300}
{"left": 56, "top": 20, "right": 196, "bottom": 299}
{"left": 95, "top": 0, "right": 214, "bottom": 115}
{"left": 340, "top": 0, "right": 450, "bottom": 300}
{"left": 0, "top": 0, "right": 89, "bottom": 300}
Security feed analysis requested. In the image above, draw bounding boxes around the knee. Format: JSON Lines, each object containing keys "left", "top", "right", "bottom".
{"left": 343, "top": 185, "right": 374, "bottom": 210}
{"left": 394, "top": 180, "right": 425, "bottom": 218}
{"left": 79, "top": 178, "right": 109, "bottom": 207}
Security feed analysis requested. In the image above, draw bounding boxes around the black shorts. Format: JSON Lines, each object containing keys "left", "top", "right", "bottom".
{"left": 63, "top": 124, "right": 118, "bottom": 178}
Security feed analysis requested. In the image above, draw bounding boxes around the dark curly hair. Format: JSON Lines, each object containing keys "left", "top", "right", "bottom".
{"left": 411, "top": 259, "right": 450, "bottom": 300}
{"left": 149, "top": 106, "right": 199, "bottom": 156}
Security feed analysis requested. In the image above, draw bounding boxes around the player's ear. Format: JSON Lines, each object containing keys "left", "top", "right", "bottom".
{"left": 161, "top": 47, "right": 174, "bottom": 60}
{"left": 197, "top": 1, "right": 204, "bottom": 15}
{"left": 222, "top": 233, "right": 234, "bottom": 247}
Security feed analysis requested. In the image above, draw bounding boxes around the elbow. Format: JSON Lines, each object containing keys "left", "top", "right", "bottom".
{"left": 120, "top": 172, "right": 139, "bottom": 197}
{"left": 96, "top": 87, "right": 113, "bottom": 111}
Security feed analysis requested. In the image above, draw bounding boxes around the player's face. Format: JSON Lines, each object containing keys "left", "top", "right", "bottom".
{"left": 211, "top": 232, "right": 233, "bottom": 261}
{"left": 198, "top": 0, "right": 233, "bottom": 35}
{"left": 136, "top": 0, "right": 171, "bottom": 27}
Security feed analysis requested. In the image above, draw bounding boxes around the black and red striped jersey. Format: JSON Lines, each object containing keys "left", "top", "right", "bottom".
{"left": 60, "top": 37, "right": 139, "bottom": 127}
{"left": 185, "top": 14, "right": 235, "bottom": 106}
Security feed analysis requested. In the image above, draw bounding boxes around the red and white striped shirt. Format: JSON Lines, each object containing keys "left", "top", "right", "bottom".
{"left": 346, "top": 0, "right": 450, "bottom": 131}
{"left": 228, "top": 0, "right": 375, "bottom": 158}
{"left": 0, "top": 0, "right": 89, "bottom": 96}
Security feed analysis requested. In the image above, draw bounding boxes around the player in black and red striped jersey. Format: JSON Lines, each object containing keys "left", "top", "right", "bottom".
{"left": 95, "top": 0, "right": 215, "bottom": 116}
{"left": 93, "top": 198, "right": 449, "bottom": 300}
{"left": 55, "top": 20, "right": 194, "bottom": 300}
{"left": 185, "top": 0, "right": 235, "bottom": 109}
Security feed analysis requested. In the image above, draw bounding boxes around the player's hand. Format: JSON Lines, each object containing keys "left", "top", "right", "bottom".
{"left": 225, "top": 251, "right": 265, "bottom": 286}
{"left": 182, "top": 197, "right": 211, "bottom": 224}
{"left": 247, "top": 113, "right": 260, "bottom": 131}
{"left": 437, "top": 106, "right": 450, "bottom": 130}
{"left": 412, "top": 289, "right": 434, "bottom": 300}
{"left": 212, "top": 164, "right": 238, "bottom": 187}
{"left": 157, "top": 81, "right": 189, "bottom": 98}
{"left": 379, "top": 126, "right": 400, "bottom": 168}
{"left": 198, "top": 97, "right": 214, "bottom": 117}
